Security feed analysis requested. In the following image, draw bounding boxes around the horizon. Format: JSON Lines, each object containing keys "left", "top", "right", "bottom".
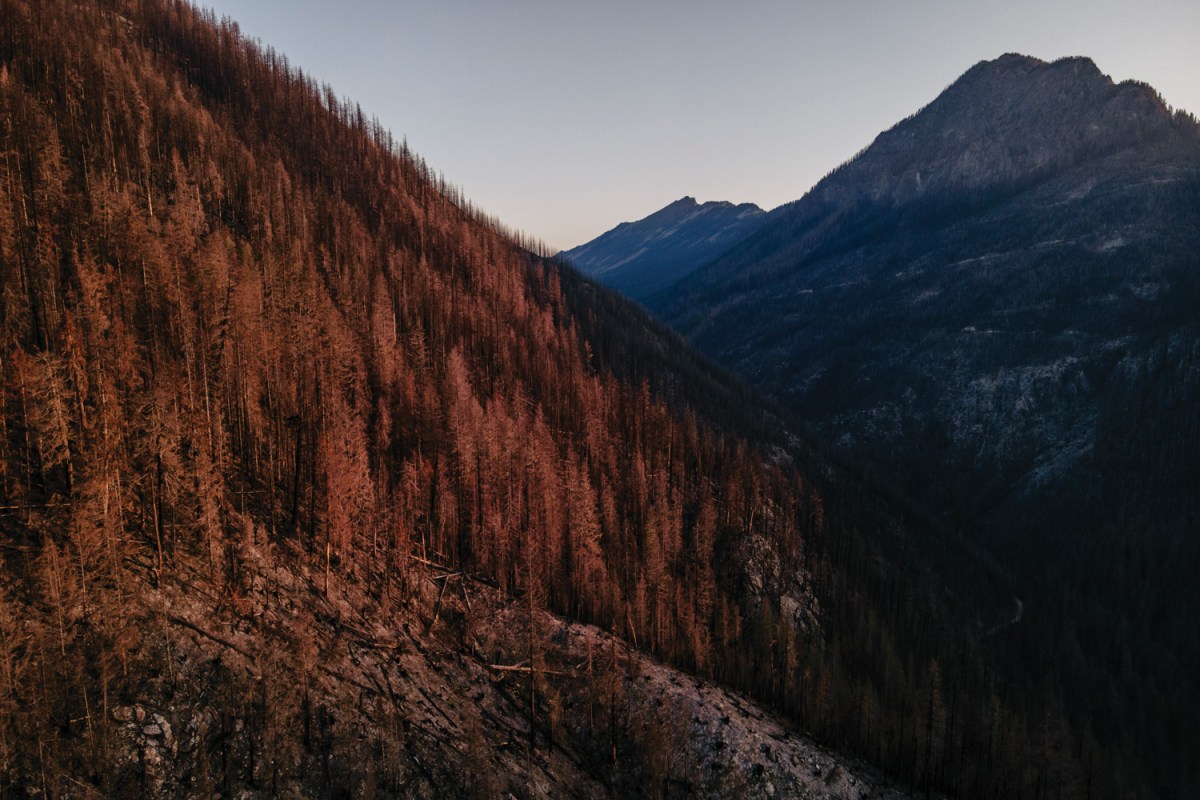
{"left": 200, "top": 0, "right": 1200, "bottom": 251}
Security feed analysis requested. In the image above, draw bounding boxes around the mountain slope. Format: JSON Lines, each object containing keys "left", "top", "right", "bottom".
{"left": 648, "top": 54, "right": 1200, "bottom": 798}
{"left": 0, "top": 2, "right": 1075, "bottom": 798}
{"left": 562, "top": 196, "right": 767, "bottom": 303}
{"left": 660, "top": 53, "right": 1200, "bottom": 519}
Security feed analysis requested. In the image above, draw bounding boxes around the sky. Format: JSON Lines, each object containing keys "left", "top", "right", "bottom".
{"left": 201, "top": 0, "right": 1200, "bottom": 251}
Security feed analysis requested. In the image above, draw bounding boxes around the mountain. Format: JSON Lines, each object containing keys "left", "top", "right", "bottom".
{"left": 561, "top": 196, "right": 767, "bottom": 303}
{"left": 663, "top": 54, "right": 1200, "bottom": 494}
{"left": 0, "top": 2, "right": 1096, "bottom": 799}
{"left": 642, "top": 54, "right": 1200, "bottom": 797}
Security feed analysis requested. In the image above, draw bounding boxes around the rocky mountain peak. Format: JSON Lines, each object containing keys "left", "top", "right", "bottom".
{"left": 813, "top": 53, "right": 1178, "bottom": 209}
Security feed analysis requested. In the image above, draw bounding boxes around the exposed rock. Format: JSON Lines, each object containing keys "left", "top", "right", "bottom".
{"left": 83, "top": 544, "right": 918, "bottom": 800}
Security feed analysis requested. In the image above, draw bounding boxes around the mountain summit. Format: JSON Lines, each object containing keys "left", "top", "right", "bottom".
{"left": 810, "top": 53, "right": 1177, "bottom": 207}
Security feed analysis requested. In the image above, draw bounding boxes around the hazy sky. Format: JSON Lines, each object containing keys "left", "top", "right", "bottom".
{"left": 201, "top": 0, "right": 1199, "bottom": 250}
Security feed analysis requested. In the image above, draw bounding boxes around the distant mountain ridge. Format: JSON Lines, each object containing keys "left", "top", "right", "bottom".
{"left": 561, "top": 196, "right": 767, "bottom": 302}
{"left": 565, "top": 54, "right": 1186, "bottom": 306}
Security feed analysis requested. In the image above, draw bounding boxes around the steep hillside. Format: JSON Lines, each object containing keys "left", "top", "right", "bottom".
{"left": 0, "top": 5, "right": 1146, "bottom": 797}
{"left": 648, "top": 54, "right": 1200, "bottom": 798}
{"left": 31, "top": 520, "right": 918, "bottom": 799}
{"left": 562, "top": 196, "right": 767, "bottom": 303}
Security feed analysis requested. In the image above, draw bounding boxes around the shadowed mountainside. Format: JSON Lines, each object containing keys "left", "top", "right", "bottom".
{"left": 645, "top": 54, "right": 1200, "bottom": 799}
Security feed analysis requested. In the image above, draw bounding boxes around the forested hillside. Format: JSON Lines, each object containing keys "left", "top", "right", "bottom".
{"left": 0, "top": 3, "right": 1135, "bottom": 797}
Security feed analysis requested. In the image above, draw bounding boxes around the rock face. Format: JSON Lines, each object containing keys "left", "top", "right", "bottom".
{"left": 562, "top": 196, "right": 767, "bottom": 303}
{"left": 808, "top": 53, "right": 1176, "bottom": 208}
